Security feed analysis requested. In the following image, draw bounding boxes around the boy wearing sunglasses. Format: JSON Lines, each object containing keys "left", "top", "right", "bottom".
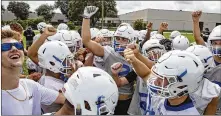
{"left": 1, "top": 30, "right": 65, "bottom": 115}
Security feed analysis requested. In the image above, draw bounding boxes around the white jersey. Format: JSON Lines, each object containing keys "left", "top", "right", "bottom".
{"left": 93, "top": 56, "right": 105, "bottom": 69}
{"left": 103, "top": 46, "right": 135, "bottom": 94}
{"left": 128, "top": 77, "right": 155, "bottom": 115}
{"left": 189, "top": 78, "right": 221, "bottom": 114}
{"left": 2, "top": 79, "right": 59, "bottom": 115}
{"left": 154, "top": 99, "right": 200, "bottom": 115}
{"left": 39, "top": 75, "right": 65, "bottom": 113}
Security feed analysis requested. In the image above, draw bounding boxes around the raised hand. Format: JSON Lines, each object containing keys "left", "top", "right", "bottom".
{"left": 159, "top": 22, "right": 168, "bottom": 31}
{"left": 124, "top": 48, "right": 138, "bottom": 64}
{"left": 83, "top": 6, "right": 99, "bottom": 19}
{"left": 43, "top": 25, "right": 57, "bottom": 36}
{"left": 127, "top": 43, "right": 140, "bottom": 56}
{"left": 146, "top": 22, "right": 153, "bottom": 30}
{"left": 192, "top": 10, "right": 202, "bottom": 22}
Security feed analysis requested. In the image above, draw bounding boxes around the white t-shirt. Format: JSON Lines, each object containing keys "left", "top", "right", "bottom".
{"left": 2, "top": 79, "right": 59, "bottom": 115}
{"left": 39, "top": 75, "right": 65, "bottom": 113}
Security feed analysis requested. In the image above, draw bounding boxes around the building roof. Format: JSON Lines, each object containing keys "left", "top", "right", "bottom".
{"left": 50, "top": 13, "right": 68, "bottom": 22}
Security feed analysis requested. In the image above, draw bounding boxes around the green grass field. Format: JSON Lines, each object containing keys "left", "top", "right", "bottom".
{"left": 21, "top": 30, "right": 195, "bottom": 75}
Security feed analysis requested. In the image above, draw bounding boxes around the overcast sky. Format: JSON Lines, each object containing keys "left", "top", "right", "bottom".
{"left": 2, "top": 1, "right": 221, "bottom": 15}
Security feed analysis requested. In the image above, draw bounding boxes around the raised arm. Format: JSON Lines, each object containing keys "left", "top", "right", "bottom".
{"left": 81, "top": 6, "right": 104, "bottom": 57}
{"left": 128, "top": 44, "right": 155, "bottom": 69}
{"left": 27, "top": 26, "right": 57, "bottom": 65}
{"left": 140, "top": 22, "right": 152, "bottom": 47}
{"left": 192, "top": 10, "right": 206, "bottom": 46}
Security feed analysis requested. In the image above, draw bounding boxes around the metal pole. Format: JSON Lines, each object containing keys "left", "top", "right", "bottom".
{"left": 102, "top": 0, "right": 104, "bottom": 29}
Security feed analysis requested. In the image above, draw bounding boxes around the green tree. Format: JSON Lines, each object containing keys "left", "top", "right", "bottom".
{"left": 7, "top": 1, "right": 30, "bottom": 20}
{"left": 68, "top": 0, "right": 118, "bottom": 26}
{"left": 54, "top": 0, "right": 68, "bottom": 18}
{"left": 133, "top": 19, "right": 146, "bottom": 30}
{"left": 35, "top": 4, "right": 55, "bottom": 22}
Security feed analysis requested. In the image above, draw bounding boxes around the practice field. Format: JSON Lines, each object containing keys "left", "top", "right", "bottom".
{"left": 21, "top": 30, "right": 195, "bottom": 75}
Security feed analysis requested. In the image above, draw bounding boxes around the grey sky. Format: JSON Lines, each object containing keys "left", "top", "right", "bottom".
{"left": 2, "top": 1, "right": 221, "bottom": 15}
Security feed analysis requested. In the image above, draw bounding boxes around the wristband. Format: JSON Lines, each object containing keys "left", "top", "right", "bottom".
{"left": 81, "top": 14, "right": 90, "bottom": 19}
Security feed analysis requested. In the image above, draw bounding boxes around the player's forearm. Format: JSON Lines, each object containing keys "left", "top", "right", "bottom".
{"left": 84, "top": 53, "right": 94, "bottom": 66}
{"left": 203, "top": 97, "right": 219, "bottom": 115}
{"left": 158, "top": 28, "right": 164, "bottom": 35}
{"left": 140, "top": 29, "right": 151, "bottom": 47}
{"left": 193, "top": 21, "right": 206, "bottom": 46}
{"left": 54, "top": 93, "right": 65, "bottom": 105}
{"left": 81, "top": 19, "right": 92, "bottom": 46}
{"left": 131, "top": 58, "right": 150, "bottom": 78}
{"left": 135, "top": 53, "right": 155, "bottom": 69}
{"left": 27, "top": 34, "right": 48, "bottom": 64}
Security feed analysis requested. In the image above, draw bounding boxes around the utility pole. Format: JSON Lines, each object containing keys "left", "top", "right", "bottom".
{"left": 102, "top": 0, "right": 104, "bottom": 29}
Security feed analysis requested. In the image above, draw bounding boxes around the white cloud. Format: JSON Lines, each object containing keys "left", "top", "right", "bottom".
{"left": 2, "top": 1, "right": 220, "bottom": 15}
{"left": 116, "top": 1, "right": 221, "bottom": 15}
{"left": 2, "top": 1, "right": 61, "bottom": 13}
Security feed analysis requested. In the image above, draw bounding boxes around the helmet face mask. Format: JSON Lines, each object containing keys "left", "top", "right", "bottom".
{"left": 113, "top": 36, "right": 131, "bottom": 53}
{"left": 145, "top": 48, "right": 165, "bottom": 62}
{"left": 210, "top": 40, "right": 221, "bottom": 57}
{"left": 59, "top": 55, "right": 75, "bottom": 75}
{"left": 147, "top": 70, "right": 178, "bottom": 99}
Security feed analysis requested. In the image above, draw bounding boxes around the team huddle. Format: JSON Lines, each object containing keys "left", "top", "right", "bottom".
{"left": 1, "top": 6, "right": 221, "bottom": 115}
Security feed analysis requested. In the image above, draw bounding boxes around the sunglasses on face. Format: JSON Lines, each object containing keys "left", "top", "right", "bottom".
{"left": 1, "top": 42, "right": 23, "bottom": 52}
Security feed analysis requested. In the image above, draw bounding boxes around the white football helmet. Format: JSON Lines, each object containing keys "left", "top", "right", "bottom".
{"left": 150, "top": 33, "right": 166, "bottom": 40}
{"left": 37, "top": 22, "right": 47, "bottom": 32}
{"left": 69, "top": 30, "right": 83, "bottom": 53}
{"left": 97, "top": 29, "right": 112, "bottom": 38}
{"left": 38, "top": 41, "right": 74, "bottom": 75}
{"left": 150, "top": 31, "right": 158, "bottom": 37}
{"left": 113, "top": 24, "right": 135, "bottom": 53}
{"left": 142, "top": 39, "right": 166, "bottom": 62}
{"left": 170, "top": 30, "right": 181, "bottom": 40}
{"left": 97, "top": 29, "right": 113, "bottom": 46}
{"left": 172, "top": 35, "right": 190, "bottom": 50}
{"left": 207, "top": 25, "right": 221, "bottom": 57}
{"left": 186, "top": 45, "right": 215, "bottom": 73}
{"left": 90, "top": 28, "right": 100, "bottom": 40}
{"left": 47, "top": 30, "right": 78, "bottom": 52}
{"left": 147, "top": 50, "right": 204, "bottom": 99}
{"left": 139, "top": 30, "right": 147, "bottom": 40}
{"left": 62, "top": 67, "right": 118, "bottom": 115}
{"left": 26, "top": 58, "right": 38, "bottom": 70}
{"left": 57, "top": 23, "right": 69, "bottom": 30}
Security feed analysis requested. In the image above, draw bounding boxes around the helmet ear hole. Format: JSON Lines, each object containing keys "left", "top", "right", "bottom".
{"left": 84, "top": 100, "right": 92, "bottom": 111}
{"left": 49, "top": 61, "right": 55, "bottom": 66}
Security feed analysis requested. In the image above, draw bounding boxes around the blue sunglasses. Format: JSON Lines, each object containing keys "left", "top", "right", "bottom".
{"left": 1, "top": 42, "right": 23, "bottom": 52}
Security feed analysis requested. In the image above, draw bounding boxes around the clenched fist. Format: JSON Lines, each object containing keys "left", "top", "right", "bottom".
{"left": 159, "top": 22, "right": 168, "bottom": 31}
{"left": 43, "top": 25, "right": 57, "bottom": 36}
{"left": 192, "top": 10, "right": 202, "bottom": 22}
{"left": 124, "top": 48, "right": 138, "bottom": 64}
{"left": 146, "top": 22, "right": 153, "bottom": 30}
{"left": 111, "top": 62, "right": 123, "bottom": 76}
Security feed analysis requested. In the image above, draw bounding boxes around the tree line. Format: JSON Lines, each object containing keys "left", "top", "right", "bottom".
{"left": 1, "top": 0, "right": 118, "bottom": 26}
